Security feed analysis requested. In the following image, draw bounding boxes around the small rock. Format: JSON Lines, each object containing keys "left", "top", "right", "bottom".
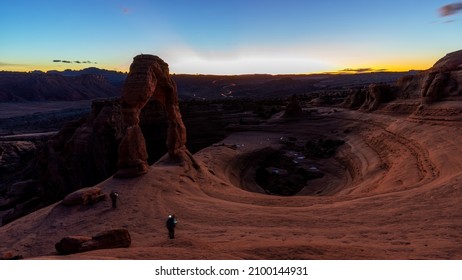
{"left": 61, "top": 187, "right": 106, "bottom": 206}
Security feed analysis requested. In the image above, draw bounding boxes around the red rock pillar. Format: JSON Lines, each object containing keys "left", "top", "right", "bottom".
{"left": 115, "top": 54, "right": 188, "bottom": 178}
{"left": 115, "top": 55, "right": 157, "bottom": 178}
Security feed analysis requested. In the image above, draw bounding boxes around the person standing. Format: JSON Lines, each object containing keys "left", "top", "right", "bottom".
{"left": 110, "top": 191, "right": 119, "bottom": 208}
{"left": 166, "top": 214, "right": 177, "bottom": 239}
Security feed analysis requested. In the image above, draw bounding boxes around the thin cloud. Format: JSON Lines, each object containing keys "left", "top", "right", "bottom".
{"left": 122, "top": 7, "right": 131, "bottom": 14}
{"left": 439, "top": 2, "right": 462, "bottom": 16}
{"left": 53, "top": 59, "right": 97, "bottom": 64}
{"left": 341, "top": 68, "right": 373, "bottom": 73}
{"left": 339, "top": 68, "right": 387, "bottom": 73}
{"left": 0, "top": 62, "right": 27, "bottom": 67}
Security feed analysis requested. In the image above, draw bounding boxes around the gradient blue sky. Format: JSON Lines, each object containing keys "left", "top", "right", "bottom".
{"left": 0, "top": 0, "right": 461, "bottom": 74}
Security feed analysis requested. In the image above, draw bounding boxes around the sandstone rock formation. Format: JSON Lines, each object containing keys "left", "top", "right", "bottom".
{"left": 1, "top": 70, "right": 207, "bottom": 224}
{"left": 360, "top": 84, "right": 396, "bottom": 111}
{"left": 341, "top": 84, "right": 396, "bottom": 112}
{"left": 0, "top": 141, "right": 37, "bottom": 174}
{"left": 420, "top": 51, "right": 462, "bottom": 104}
{"left": 421, "top": 72, "right": 450, "bottom": 104}
{"left": 341, "top": 88, "right": 366, "bottom": 109}
{"left": 61, "top": 187, "right": 106, "bottom": 206}
{"left": 0, "top": 179, "right": 42, "bottom": 225}
{"left": 396, "top": 74, "right": 422, "bottom": 99}
{"left": 397, "top": 50, "right": 462, "bottom": 105}
{"left": 340, "top": 50, "right": 462, "bottom": 113}
{"left": 39, "top": 99, "right": 124, "bottom": 203}
{"left": 55, "top": 229, "right": 131, "bottom": 255}
{"left": 0, "top": 180, "right": 40, "bottom": 210}
{"left": 115, "top": 55, "right": 187, "bottom": 178}
{"left": 431, "top": 50, "right": 462, "bottom": 72}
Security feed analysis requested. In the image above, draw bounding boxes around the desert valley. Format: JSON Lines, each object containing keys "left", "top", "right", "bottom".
{"left": 0, "top": 50, "right": 462, "bottom": 260}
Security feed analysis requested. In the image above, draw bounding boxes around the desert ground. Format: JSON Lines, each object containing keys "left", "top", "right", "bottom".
{"left": 1, "top": 103, "right": 461, "bottom": 260}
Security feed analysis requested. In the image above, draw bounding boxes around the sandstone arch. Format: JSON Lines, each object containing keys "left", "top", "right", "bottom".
{"left": 115, "top": 55, "right": 187, "bottom": 178}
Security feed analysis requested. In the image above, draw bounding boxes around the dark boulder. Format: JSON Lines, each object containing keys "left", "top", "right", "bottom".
{"left": 55, "top": 229, "right": 131, "bottom": 255}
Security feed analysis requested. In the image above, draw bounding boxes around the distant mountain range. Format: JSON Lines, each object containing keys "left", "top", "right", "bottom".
{"left": 173, "top": 71, "right": 421, "bottom": 100}
{"left": 0, "top": 67, "right": 419, "bottom": 102}
{"left": 0, "top": 68, "right": 127, "bottom": 102}
{"left": 46, "top": 67, "right": 127, "bottom": 87}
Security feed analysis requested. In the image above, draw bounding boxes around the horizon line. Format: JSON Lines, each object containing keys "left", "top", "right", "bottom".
{"left": 0, "top": 68, "right": 425, "bottom": 76}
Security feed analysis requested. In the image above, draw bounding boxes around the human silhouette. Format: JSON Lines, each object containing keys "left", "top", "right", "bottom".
{"left": 166, "top": 214, "right": 177, "bottom": 239}
{"left": 110, "top": 191, "right": 119, "bottom": 208}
